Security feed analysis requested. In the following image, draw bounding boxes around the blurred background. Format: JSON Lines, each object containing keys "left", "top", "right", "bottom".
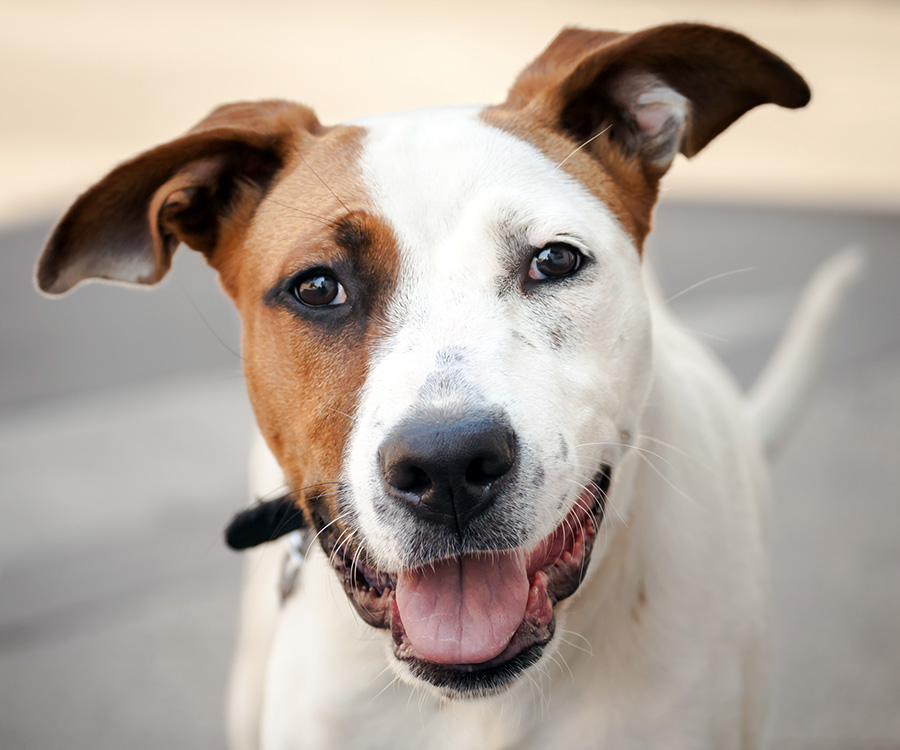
{"left": 1, "top": 1, "right": 898, "bottom": 748}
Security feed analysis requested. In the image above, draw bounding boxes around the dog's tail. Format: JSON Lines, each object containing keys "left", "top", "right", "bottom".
{"left": 748, "top": 247, "right": 865, "bottom": 455}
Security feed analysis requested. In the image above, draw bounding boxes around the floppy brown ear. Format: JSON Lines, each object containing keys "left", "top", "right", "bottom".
{"left": 37, "top": 100, "right": 321, "bottom": 294}
{"left": 504, "top": 23, "right": 810, "bottom": 175}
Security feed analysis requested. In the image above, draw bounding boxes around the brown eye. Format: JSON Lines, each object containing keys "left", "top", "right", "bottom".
{"left": 292, "top": 272, "right": 347, "bottom": 307}
{"left": 528, "top": 243, "right": 584, "bottom": 281}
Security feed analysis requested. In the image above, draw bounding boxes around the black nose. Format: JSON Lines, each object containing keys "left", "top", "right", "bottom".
{"left": 378, "top": 408, "right": 517, "bottom": 535}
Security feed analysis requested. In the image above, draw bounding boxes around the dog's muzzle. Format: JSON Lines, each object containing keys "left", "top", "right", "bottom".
{"left": 312, "top": 466, "right": 610, "bottom": 697}
{"left": 225, "top": 436, "right": 612, "bottom": 698}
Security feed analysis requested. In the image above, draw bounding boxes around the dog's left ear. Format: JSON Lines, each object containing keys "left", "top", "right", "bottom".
{"left": 503, "top": 23, "right": 810, "bottom": 175}
{"left": 37, "top": 100, "right": 321, "bottom": 294}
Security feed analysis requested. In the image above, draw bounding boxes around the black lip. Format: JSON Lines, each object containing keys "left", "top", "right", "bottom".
{"left": 399, "top": 639, "right": 551, "bottom": 698}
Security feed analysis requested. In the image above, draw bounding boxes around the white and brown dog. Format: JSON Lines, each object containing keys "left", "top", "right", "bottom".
{"left": 37, "top": 23, "right": 861, "bottom": 750}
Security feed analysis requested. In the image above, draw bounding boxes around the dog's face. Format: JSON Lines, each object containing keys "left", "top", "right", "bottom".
{"left": 37, "top": 24, "right": 808, "bottom": 698}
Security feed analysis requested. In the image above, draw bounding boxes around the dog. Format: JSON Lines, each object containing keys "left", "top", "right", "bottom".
{"left": 37, "top": 23, "right": 862, "bottom": 749}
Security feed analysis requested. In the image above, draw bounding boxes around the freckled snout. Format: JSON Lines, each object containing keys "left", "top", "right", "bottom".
{"left": 378, "top": 407, "right": 517, "bottom": 537}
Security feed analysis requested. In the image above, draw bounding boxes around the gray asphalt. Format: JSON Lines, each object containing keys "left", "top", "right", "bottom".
{"left": 1, "top": 201, "right": 898, "bottom": 749}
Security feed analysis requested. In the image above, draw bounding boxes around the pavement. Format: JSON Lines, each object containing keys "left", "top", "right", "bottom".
{"left": 2, "top": 1, "right": 899, "bottom": 748}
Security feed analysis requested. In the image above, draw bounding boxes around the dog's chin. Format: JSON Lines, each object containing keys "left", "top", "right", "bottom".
{"left": 325, "top": 466, "right": 611, "bottom": 698}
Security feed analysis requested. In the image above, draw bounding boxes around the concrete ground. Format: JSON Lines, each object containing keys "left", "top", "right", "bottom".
{"left": 2, "top": 1, "right": 899, "bottom": 748}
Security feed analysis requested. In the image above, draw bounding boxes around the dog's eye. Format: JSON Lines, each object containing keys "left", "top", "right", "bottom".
{"left": 528, "top": 243, "right": 584, "bottom": 281}
{"left": 291, "top": 271, "right": 347, "bottom": 307}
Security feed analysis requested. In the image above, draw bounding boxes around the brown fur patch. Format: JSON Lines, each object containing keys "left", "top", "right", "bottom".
{"left": 225, "top": 126, "right": 400, "bottom": 533}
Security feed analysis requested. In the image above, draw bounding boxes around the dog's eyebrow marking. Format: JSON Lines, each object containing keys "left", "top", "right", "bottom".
{"left": 330, "top": 210, "right": 401, "bottom": 320}
{"left": 333, "top": 212, "right": 371, "bottom": 252}
{"left": 261, "top": 210, "right": 397, "bottom": 314}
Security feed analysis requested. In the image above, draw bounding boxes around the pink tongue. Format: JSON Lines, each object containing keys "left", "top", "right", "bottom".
{"left": 395, "top": 551, "right": 529, "bottom": 665}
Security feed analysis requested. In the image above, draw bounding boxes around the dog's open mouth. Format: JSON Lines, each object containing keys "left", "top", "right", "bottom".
{"left": 327, "top": 466, "right": 611, "bottom": 696}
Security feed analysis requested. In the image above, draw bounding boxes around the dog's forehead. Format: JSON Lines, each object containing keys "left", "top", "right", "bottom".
{"left": 352, "top": 106, "right": 620, "bottom": 266}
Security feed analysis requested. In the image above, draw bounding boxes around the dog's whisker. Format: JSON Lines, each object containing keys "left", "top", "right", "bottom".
{"left": 263, "top": 487, "right": 342, "bottom": 542}
{"left": 665, "top": 266, "right": 755, "bottom": 305}
{"left": 349, "top": 544, "right": 367, "bottom": 605}
{"left": 553, "top": 123, "right": 612, "bottom": 172}
{"left": 369, "top": 661, "right": 395, "bottom": 684}
{"left": 636, "top": 452, "right": 702, "bottom": 509}
{"left": 556, "top": 628, "right": 595, "bottom": 657}
{"left": 561, "top": 475, "right": 616, "bottom": 531}
{"left": 323, "top": 404, "right": 354, "bottom": 420}
{"left": 259, "top": 480, "right": 339, "bottom": 504}
{"left": 416, "top": 685, "right": 428, "bottom": 721}
{"left": 404, "top": 683, "right": 417, "bottom": 713}
{"left": 544, "top": 652, "right": 561, "bottom": 683}
{"left": 368, "top": 672, "right": 402, "bottom": 705}
{"left": 308, "top": 510, "right": 351, "bottom": 558}
{"left": 293, "top": 146, "right": 351, "bottom": 213}
{"left": 263, "top": 196, "right": 338, "bottom": 228}
{"left": 572, "top": 440, "right": 675, "bottom": 471}
{"left": 548, "top": 649, "right": 574, "bottom": 683}
{"left": 175, "top": 281, "right": 243, "bottom": 361}
{"left": 675, "top": 325, "right": 731, "bottom": 344}
{"left": 639, "top": 434, "right": 714, "bottom": 472}
{"left": 524, "top": 670, "right": 545, "bottom": 716}
{"left": 268, "top": 506, "right": 308, "bottom": 542}
{"left": 327, "top": 524, "right": 355, "bottom": 568}
{"left": 590, "top": 475, "right": 626, "bottom": 530}
{"left": 538, "top": 663, "right": 552, "bottom": 715}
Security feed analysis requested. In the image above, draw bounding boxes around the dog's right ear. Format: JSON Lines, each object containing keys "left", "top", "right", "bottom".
{"left": 37, "top": 100, "right": 321, "bottom": 295}
{"left": 503, "top": 24, "right": 810, "bottom": 174}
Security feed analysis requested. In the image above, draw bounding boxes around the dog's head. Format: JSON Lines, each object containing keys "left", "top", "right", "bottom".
{"left": 38, "top": 24, "right": 808, "bottom": 698}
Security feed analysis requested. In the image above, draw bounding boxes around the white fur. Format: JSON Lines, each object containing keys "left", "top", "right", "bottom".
{"left": 226, "top": 107, "right": 850, "bottom": 749}
{"left": 344, "top": 108, "right": 650, "bottom": 573}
